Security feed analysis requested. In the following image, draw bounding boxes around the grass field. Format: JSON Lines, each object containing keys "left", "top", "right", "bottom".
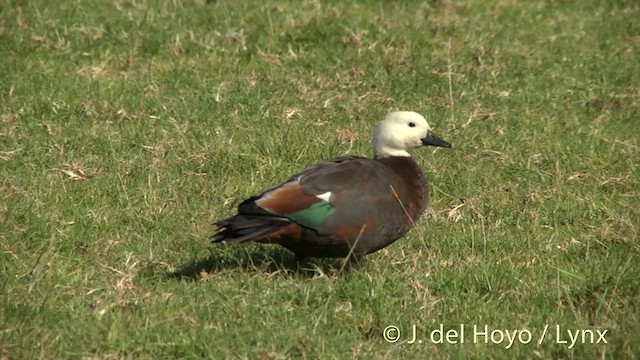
{"left": 1, "top": 0, "right": 639, "bottom": 358}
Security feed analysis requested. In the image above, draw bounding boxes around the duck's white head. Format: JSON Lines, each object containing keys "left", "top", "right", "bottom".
{"left": 373, "top": 111, "right": 451, "bottom": 157}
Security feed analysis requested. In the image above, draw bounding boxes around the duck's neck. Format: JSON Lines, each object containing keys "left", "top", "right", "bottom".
{"left": 375, "top": 155, "right": 430, "bottom": 219}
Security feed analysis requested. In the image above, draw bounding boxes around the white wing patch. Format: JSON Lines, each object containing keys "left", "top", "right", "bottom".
{"left": 316, "top": 192, "right": 332, "bottom": 202}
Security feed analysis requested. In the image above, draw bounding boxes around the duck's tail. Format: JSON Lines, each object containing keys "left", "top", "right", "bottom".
{"left": 211, "top": 215, "right": 291, "bottom": 243}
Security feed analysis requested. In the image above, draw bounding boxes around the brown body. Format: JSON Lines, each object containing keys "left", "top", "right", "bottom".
{"left": 212, "top": 156, "right": 430, "bottom": 259}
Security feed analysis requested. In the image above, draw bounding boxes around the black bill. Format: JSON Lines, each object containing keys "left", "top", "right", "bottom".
{"left": 421, "top": 130, "right": 451, "bottom": 148}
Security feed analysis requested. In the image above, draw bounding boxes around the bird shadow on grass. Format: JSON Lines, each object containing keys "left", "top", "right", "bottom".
{"left": 164, "top": 245, "right": 352, "bottom": 281}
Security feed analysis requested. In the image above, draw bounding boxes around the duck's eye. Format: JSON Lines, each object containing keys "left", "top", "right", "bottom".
{"left": 408, "top": 122, "right": 416, "bottom": 128}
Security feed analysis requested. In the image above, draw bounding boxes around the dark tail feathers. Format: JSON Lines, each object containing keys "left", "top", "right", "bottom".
{"left": 212, "top": 215, "right": 291, "bottom": 243}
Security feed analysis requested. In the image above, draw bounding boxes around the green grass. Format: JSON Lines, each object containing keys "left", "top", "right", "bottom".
{"left": 1, "top": 0, "right": 639, "bottom": 358}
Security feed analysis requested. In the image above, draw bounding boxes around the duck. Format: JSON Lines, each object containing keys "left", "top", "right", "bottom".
{"left": 212, "top": 111, "right": 451, "bottom": 269}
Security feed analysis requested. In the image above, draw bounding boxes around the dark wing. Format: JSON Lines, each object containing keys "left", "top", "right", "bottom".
{"left": 234, "top": 156, "right": 374, "bottom": 230}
